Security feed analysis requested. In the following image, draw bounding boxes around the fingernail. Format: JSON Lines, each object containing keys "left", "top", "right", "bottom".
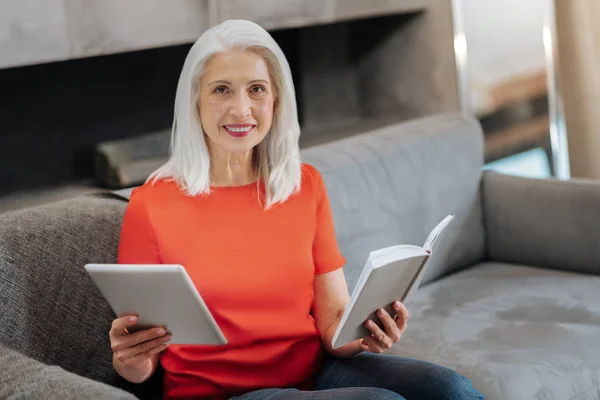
{"left": 157, "top": 328, "right": 166, "bottom": 336}
{"left": 163, "top": 335, "right": 172, "bottom": 343}
{"left": 129, "top": 316, "right": 137, "bottom": 322}
{"left": 395, "top": 301, "right": 401, "bottom": 307}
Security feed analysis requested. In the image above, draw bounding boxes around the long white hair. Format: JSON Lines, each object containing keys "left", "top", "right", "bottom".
{"left": 148, "top": 19, "right": 302, "bottom": 209}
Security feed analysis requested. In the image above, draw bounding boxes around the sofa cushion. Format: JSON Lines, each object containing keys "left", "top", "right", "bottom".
{"left": 392, "top": 262, "right": 600, "bottom": 400}
{"left": 0, "top": 194, "right": 127, "bottom": 386}
{"left": 0, "top": 344, "right": 136, "bottom": 400}
{"left": 301, "top": 113, "right": 486, "bottom": 291}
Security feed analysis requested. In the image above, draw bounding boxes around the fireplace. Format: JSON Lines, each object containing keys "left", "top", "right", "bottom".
{"left": 0, "top": 0, "right": 459, "bottom": 206}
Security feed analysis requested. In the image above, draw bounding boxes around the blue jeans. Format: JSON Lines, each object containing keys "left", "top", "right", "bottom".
{"left": 231, "top": 353, "right": 485, "bottom": 399}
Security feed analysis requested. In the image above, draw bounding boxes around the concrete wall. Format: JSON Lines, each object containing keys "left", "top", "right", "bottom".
{"left": 0, "top": 0, "right": 209, "bottom": 69}
{"left": 0, "top": 0, "right": 427, "bottom": 70}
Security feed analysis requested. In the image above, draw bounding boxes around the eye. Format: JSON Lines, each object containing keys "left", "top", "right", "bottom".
{"left": 213, "top": 86, "right": 230, "bottom": 94}
{"left": 250, "top": 85, "right": 267, "bottom": 95}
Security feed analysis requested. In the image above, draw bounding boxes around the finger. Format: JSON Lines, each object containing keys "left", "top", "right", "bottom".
{"left": 362, "top": 336, "right": 386, "bottom": 354}
{"left": 393, "top": 301, "right": 409, "bottom": 322}
{"left": 393, "top": 301, "right": 409, "bottom": 332}
{"left": 115, "top": 334, "right": 172, "bottom": 360}
{"left": 377, "top": 308, "right": 401, "bottom": 342}
{"left": 364, "top": 320, "right": 392, "bottom": 349}
{"left": 359, "top": 338, "right": 371, "bottom": 352}
{"left": 119, "top": 342, "right": 170, "bottom": 369}
{"left": 112, "top": 327, "right": 167, "bottom": 352}
{"left": 142, "top": 342, "right": 170, "bottom": 358}
{"left": 110, "top": 315, "right": 139, "bottom": 339}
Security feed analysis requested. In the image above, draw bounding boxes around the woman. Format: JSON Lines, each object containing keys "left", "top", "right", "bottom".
{"left": 111, "top": 19, "right": 484, "bottom": 400}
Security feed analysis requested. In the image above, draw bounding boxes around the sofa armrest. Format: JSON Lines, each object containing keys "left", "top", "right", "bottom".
{"left": 482, "top": 171, "right": 600, "bottom": 275}
{"left": 0, "top": 345, "right": 137, "bottom": 400}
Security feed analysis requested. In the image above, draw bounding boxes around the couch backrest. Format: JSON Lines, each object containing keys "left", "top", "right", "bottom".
{"left": 301, "top": 113, "right": 486, "bottom": 291}
{"left": 0, "top": 193, "right": 159, "bottom": 397}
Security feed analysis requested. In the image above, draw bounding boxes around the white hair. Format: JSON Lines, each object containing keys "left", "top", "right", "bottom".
{"left": 148, "top": 19, "right": 302, "bottom": 209}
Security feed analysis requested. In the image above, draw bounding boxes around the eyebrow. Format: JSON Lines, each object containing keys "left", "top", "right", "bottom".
{"left": 209, "top": 79, "right": 270, "bottom": 86}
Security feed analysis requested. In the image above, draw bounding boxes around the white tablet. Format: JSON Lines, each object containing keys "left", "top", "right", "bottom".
{"left": 84, "top": 264, "right": 227, "bottom": 345}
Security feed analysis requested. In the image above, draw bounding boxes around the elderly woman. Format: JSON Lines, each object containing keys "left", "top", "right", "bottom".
{"left": 111, "top": 19, "right": 484, "bottom": 400}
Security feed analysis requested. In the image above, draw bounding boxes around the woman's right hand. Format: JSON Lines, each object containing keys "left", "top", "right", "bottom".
{"left": 109, "top": 315, "right": 171, "bottom": 383}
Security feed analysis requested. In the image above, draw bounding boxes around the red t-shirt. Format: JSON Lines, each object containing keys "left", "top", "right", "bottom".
{"left": 117, "top": 164, "right": 346, "bottom": 399}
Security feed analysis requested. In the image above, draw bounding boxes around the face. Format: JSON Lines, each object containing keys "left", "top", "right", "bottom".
{"left": 198, "top": 50, "right": 276, "bottom": 157}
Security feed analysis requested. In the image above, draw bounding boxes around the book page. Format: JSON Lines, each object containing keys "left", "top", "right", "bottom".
{"left": 423, "top": 215, "right": 455, "bottom": 252}
{"left": 367, "top": 244, "right": 423, "bottom": 262}
{"left": 371, "top": 246, "right": 426, "bottom": 269}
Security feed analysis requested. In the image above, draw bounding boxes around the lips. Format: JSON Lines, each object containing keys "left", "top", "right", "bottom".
{"left": 223, "top": 124, "right": 255, "bottom": 138}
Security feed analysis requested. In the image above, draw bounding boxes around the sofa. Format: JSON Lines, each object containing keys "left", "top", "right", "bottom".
{"left": 1, "top": 113, "right": 599, "bottom": 400}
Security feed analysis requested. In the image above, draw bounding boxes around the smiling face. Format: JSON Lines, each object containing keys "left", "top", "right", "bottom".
{"left": 198, "top": 49, "right": 276, "bottom": 158}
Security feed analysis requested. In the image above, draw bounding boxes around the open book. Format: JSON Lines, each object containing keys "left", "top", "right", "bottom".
{"left": 331, "top": 215, "right": 455, "bottom": 349}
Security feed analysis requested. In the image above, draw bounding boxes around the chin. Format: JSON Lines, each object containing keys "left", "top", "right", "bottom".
{"left": 225, "top": 133, "right": 266, "bottom": 149}
{"left": 223, "top": 140, "right": 260, "bottom": 154}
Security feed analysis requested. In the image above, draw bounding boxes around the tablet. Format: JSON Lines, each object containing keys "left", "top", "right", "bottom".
{"left": 84, "top": 264, "right": 227, "bottom": 345}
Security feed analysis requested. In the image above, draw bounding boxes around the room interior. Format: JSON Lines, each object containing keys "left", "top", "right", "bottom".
{"left": 1, "top": 1, "right": 600, "bottom": 400}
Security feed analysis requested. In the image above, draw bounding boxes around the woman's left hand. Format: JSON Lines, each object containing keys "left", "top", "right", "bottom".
{"left": 360, "top": 300, "right": 408, "bottom": 354}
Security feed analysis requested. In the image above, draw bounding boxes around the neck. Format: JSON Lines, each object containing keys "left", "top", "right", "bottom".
{"left": 209, "top": 147, "right": 257, "bottom": 187}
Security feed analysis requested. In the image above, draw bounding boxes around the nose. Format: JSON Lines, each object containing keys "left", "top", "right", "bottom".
{"left": 229, "top": 91, "right": 251, "bottom": 119}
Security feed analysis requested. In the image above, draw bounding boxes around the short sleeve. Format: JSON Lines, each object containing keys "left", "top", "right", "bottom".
{"left": 118, "top": 188, "right": 162, "bottom": 264}
{"left": 311, "top": 168, "right": 346, "bottom": 274}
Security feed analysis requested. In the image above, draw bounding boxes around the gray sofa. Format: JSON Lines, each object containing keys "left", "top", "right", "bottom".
{"left": 1, "top": 113, "right": 599, "bottom": 400}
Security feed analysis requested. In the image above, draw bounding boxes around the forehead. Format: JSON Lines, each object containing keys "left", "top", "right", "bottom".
{"left": 202, "top": 50, "right": 271, "bottom": 83}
